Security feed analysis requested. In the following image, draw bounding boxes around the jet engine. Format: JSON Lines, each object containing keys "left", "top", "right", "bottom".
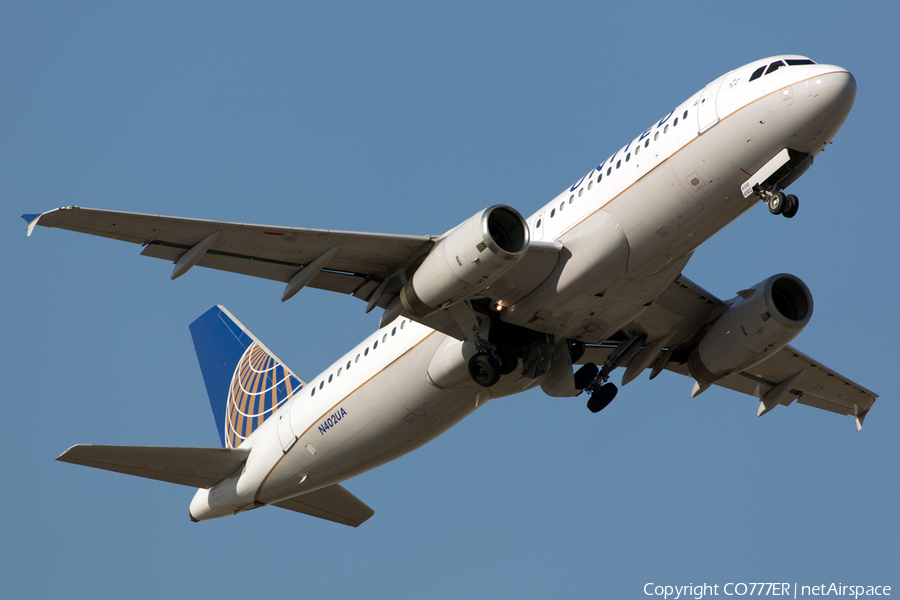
{"left": 687, "top": 274, "right": 812, "bottom": 385}
{"left": 400, "top": 205, "right": 529, "bottom": 317}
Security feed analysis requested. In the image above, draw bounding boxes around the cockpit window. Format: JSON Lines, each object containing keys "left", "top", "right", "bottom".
{"left": 751, "top": 59, "right": 817, "bottom": 83}
{"left": 765, "top": 61, "right": 787, "bottom": 75}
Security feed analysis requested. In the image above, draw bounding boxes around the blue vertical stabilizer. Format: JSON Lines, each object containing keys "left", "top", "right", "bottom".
{"left": 189, "top": 306, "right": 304, "bottom": 448}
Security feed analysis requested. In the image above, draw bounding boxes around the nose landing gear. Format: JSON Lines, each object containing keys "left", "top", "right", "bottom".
{"left": 759, "top": 188, "right": 799, "bottom": 219}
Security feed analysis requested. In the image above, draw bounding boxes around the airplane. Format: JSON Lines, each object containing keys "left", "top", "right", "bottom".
{"left": 23, "top": 55, "right": 877, "bottom": 527}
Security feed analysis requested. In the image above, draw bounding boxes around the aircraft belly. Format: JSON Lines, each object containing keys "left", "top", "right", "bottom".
{"left": 258, "top": 386, "right": 486, "bottom": 505}
{"left": 256, "top": 332, "right": 491, "bottom": 505}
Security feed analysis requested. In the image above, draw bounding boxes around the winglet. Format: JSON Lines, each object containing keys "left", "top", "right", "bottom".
{"left": 22, "top": 212, "right": 44, "bottom": 237}
{"left": 855, "top": 408, "right": 870, "bottom": 431}
{"left": 22, "top": 207, "right": 78, "bottom": 237}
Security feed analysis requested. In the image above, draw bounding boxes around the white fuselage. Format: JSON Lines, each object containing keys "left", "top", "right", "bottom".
{"left": 189, "top": 57, "right": 856, "bottom": 520}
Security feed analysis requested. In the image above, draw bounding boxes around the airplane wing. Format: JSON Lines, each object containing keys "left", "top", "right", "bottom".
{"left": 57, "top": 444, "right": 250, "bottom": 488}
{"left": 580, "top": 276, "right": 879, "bottom": 429}
{"left": 272, "top": 484, "right": 375, "bottom": 527}
{"left": 24, "top": 206, "right": 433, "bottom": 302}
{"left": 23, "top": 206, "right": 562, "bottom": 330}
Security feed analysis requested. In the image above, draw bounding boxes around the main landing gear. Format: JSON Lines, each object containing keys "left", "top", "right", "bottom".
{"left": 467, "top": 327, "right": 518, "bottom": 388}
{"left": 578, "top": 334, "right": 644, "bottom": 414}
{"left": 759, "top": 189, "right": 799, "bottom": 219}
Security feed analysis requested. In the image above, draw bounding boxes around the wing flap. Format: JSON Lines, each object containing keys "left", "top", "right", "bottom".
{"left": 272, "top": 484, "right": 374, "bottom": 527}
{"left": 141, "top": 242, "right": 368, "bottom": 294}
{"left": 578, "top": 271, "right": 877, "bottom": 426}
{"left": 664, "top": 344, "right": 876, "bottom": 417}
{"left": 27, "top": 206, "right": 432, "bottom": 286}
{"left": 57, "top": 444, "right": 250, "bottom": 488}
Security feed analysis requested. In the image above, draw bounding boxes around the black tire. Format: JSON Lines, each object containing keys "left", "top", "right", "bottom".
{"left": 468, "top": 352, "right": 501, "bottom": 387}
{"left": 768, "top": 191, "right": 786, "bottom": 215}
{"left": 587, "top": 383, "right": 618, "bottom": 413}
{"left": 574, "top": 363, "right": 598, "bottom": 390}
{"left": 782, "top": 194, "right": 799, "bottom": 218}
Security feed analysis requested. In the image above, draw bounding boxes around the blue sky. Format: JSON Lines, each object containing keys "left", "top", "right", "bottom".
{"left": 3, "top": 2, "right": 897, "bottom": 598}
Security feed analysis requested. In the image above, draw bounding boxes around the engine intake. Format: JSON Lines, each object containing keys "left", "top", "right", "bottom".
{"left": 687, "top": 274, "right": 813, "bottom": 385}
{"left": 400, "top": 205, "right": 529, "bottom": 317}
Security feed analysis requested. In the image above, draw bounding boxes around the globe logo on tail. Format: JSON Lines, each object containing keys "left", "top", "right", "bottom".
{"left": 225, "top": 342, "right": 302, "bottom": 448}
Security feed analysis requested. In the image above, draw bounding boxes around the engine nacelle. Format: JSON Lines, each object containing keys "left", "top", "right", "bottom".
{"left": 687, "top": 274, "right": 813, "bottom": 384}
{"left": 400, "top": 205, "right": 529, "bottom": 317}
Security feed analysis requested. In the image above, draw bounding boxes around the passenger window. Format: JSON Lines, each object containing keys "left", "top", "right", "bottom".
{"left": 364, "top": 347, "right": 369, "bottom": 356}
{"left": 328, "top": 374, "right": 333, "bottom": 383}
{"left": 587, "top": 180, "right": 593, "bottom": 190}
{"left": 311, "top": 387, "right": 316, "bottom": 396}
{"left": 683, "top": 110, "right": 688, "bottom": 119}
{"left": 597, "top": 174, "right": 602, "bottom": 182}
{"left": 644, "top": 139, "right": 649, "bottom": 148}
{"left": 673, "top": 117, "right": 678, "bottom": 127}
{"left": 550, "top": 209, "right": 555, "bottom": 218}
{"left": 391, "top": 327, "right": 396, "bottom": 336}
{"left": 373, "top": 341, "right": 378, "bottom": 350}
{"left": 625, "top": 153, "right": 631, "bottom": 162}
{"left": 383, "top": 334, "right": 388, "bottom": 343}
{"left": 654, "top": 132, "right": 660, "bottom": 141}
{"left": 664, "top": 125, "right": 669, "bottom": 134}
{"left": 606, "top": 167, "right": 612, "bottom": 176}
{"left": 319, "top": 381, "right": 324, "bottom": 390}
{"left": 536, "top": 218, "right": 542, "bottom": 228}
{"left": 577, "top": 188, "right": 583, "bottom": 197}
{"left": 616, "top": 160, "right": 621, "bottom": 169}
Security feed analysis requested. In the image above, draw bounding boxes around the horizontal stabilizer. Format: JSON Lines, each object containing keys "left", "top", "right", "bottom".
{"left": 57, "top": 444, "right": 250, "bottom": 489}
{"left": 272, "top": 484, "right": 374, "bottom": 527}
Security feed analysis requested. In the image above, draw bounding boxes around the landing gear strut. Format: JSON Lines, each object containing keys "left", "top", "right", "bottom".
{"left": 581, "top": 334, "right": 644, "bottom": 413}
{"left": 447, "top": 302, "right": 519, "bottom": 388}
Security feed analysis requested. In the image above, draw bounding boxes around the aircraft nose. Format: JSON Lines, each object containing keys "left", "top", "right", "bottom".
{"left": 810, "top": 70, "right": 856, "bottom": 117}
